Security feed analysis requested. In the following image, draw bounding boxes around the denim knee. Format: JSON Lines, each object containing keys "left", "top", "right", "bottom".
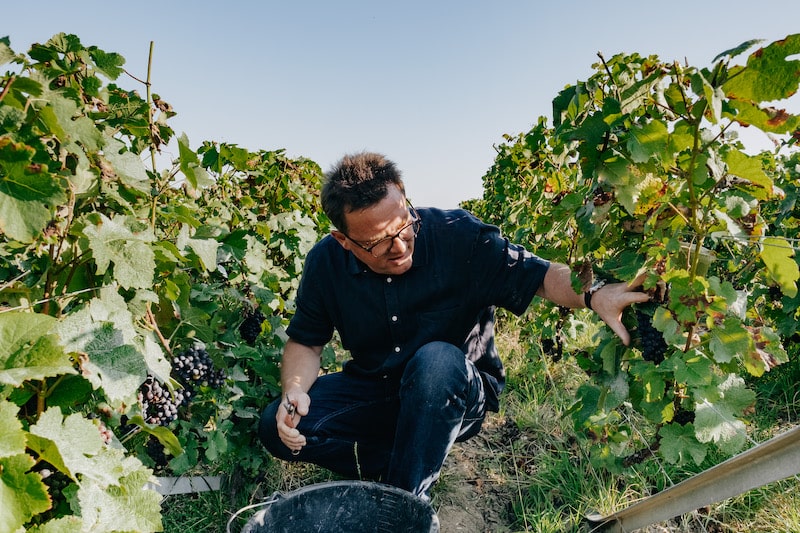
{"left": 402, "top": 341, "right": 470, "bottom": 398}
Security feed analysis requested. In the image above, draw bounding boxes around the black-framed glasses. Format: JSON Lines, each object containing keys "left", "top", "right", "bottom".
{"left": 343, "top": 202, "right": 422, "bottom": 258}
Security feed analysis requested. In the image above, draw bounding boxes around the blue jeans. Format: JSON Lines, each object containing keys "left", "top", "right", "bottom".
{"left": 258, "top": 341, "right": 487, "bottom": 498}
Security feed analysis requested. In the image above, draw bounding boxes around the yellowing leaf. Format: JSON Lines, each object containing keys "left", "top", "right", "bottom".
{"left": 760, "top": 236, "right": 799, "bottom": 298}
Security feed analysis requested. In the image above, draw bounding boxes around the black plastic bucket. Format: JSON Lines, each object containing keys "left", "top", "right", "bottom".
{"left": 232, "top": 480, "right": 439, "bottom": 533}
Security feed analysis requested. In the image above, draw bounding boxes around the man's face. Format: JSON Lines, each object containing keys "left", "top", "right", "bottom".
{"left": 332, "top": 184, "right": 417, "bottom": 276}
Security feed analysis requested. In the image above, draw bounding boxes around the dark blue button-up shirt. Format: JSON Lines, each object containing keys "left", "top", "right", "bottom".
{"left": 286, "top": 207, "right": 550, "bottom": 410}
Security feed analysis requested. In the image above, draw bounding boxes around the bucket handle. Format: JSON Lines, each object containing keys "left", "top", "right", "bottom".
{"left": 225, "top": 494, "right": 281, "bottom": 533}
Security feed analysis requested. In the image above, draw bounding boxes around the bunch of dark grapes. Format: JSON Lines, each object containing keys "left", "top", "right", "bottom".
{"left": 238, "top": 309, "right": 266, "bottom": 345}
{"left": 138, "top": 375, "right": 187, "bottom": 426}
{"left": 36, "top": 464, "right": 71, "bottom": 494}
{"left": 145, "top": 436, "right": 170, "bottom": 472}
{"left": 673, "top": 408, "right": 696, "bottom": 426}
{"left": 172, "top": 346, "right": 226, "bottom": 389}
{"left": 635, "top": 305, "right": 669, "bottom": 364}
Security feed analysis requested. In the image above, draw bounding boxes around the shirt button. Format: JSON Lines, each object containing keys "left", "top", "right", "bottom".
{"left": 391, "top": 315, "right": 398, "bottom": 322}
{"left": 394, "top": 346, "right": 401, "bottom": 353}
{"left": 386, "top": 277, "right": 392, "bottom": 283}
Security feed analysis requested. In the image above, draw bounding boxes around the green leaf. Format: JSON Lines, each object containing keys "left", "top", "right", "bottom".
{"left": 101, "top": 135, "right": 150, "bottom": 193}
{"left": 76, "top": 452, "right": 163, "bottom": 532}
{"left": 723, "top": 34, "right": 800, "bottom": 102}
{"left": 694, "top": 374, "right": 753, "bottom": 454}
{"left": 56, "top": 288, "right": 149, "bottom": 404}
{"left": 0, "top": 453, "right": 52, "bottom": 532}
{"left": 0, "top": 312, "right": 76, "bottom": 387}
{"left": 0, "top": 400, "right": 26, "bottom": 458}
{"left": 659, "top": 423, "right": 707, "bottom": 465}
{"left": 670, "top": 350, "right": 713, "bottom": 388}
{"left": 597, "top": 156, "right": 638, "bottom": 214}
{"left": 88, "top": 47, "right": 125, "bottom": 79}
{"left": 0, "top": 138, "right": 69, "bottom": 243}
{"left": 177, "top": 133, "right": 213, "bottom": 191}
{"left": 129, "top": 416, "right": 184, "bottom": 457}
{"left": 760, "top": 236, "right": 799, "bottom": 298}
{"left": 45, "top": 91, "right": 103, "bottom": 151}
{"left": 27, "top": 516, "right": 85, "bottom": 533}
{"left": 723, "top": 149, "right": 773, "bottom": 198}
{"left": 725, "top": 98, "right": 800, "bottom": 133}
{"left": 177, "top": 224, "right": 220, "bottom": 272}
{"left": 627, "top": 120, "right": 670, "bottom": 164}
{"left": 713, "top": 39, "right": 763, "bottom": 62}
{"left": 82, "top": 213, "right": 156, "bottom": 290}
{"left": 709, "top": 317, "right": 752, "bottom": 364}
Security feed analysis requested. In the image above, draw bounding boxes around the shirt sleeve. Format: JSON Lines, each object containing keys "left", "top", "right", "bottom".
{"left": 470, "top": 220, "right": 550, "bottom": 316}
{"left": 285, "top": 244, "right": 335, "bottom": 347}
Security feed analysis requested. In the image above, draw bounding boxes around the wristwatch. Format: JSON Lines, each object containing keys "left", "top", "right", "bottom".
{"left": 584, "top": 279, "right": 606, "bottom": 311}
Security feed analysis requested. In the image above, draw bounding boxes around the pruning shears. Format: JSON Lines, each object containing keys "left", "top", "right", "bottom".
{"left": 283, "top": 394, "right": 301, "bottom": 455}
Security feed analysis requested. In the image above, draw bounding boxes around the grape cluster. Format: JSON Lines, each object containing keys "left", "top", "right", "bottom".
{"left": 96, "top": 419, "right": 114, "bottom": 445}
{"left": 138, "top": 375, "right": 188, "bottom": 426}
{"left": 146, "top": 436, "right": 170, "bottom": 472}
{"left": 37, "top": 464, "right": 71, "bottom": 494}
{"left": 172, "top": 346, "right": 226, "bottom": 389}
{"left": 673, "top": 408, "right": 696, "bottom": 426}
{"left": 635, "top": 306, "right": 668, "bottom": 364}
{"left": 238, "top": 309, "right": 266, "bottom": 345}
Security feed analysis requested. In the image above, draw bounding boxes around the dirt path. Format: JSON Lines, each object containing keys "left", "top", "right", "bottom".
{"left": 433, "top": 413, "right": 520, "bottom": 533}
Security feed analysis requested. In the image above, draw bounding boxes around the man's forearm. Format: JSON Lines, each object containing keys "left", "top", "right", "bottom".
{"left": 281, "top": 339, "right": 323, "bottom": 393}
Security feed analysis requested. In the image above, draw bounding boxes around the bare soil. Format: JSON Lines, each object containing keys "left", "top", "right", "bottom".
{"left": 433, "top": 413, "right": 521, "bottom": 533}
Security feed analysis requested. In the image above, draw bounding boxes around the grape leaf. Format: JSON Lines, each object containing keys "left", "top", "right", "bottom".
{"left": 665, "top": 350, "right": 713, "bottom": 388}
{"left": 709, "top": 317, "right": 752, "bottom": 364}
{"left": 659, "top": 423, "right": 707, "bottom": 465}
{"left": 724, "top": 149, "right": 773, "bottom": 199}
{"left": 82, "top": 213, "right": 156, "bottom": 290}
{"left": 0, "top": 453, "right": 51, "bottom": 532}
{"left": 627, "top": 120, "right": 670, "bottom": 164}
{"left": 0, "top": 312, "right": 76, "bottom": 387}
{"left": 0, "top": 138, "right": 68, "bottom": 243}
{"left": 88, "top": 47, "right": 125, "bottom": 80}
{"left": 27, "top": 408, "right": 129, "bottom": 488}
{"left": 102, "top": 135, "right": 150, "bottom": 193}
{"left": 760, "top": 236, "right": 799, "bottom": 298}
{"left": 76, "top": 453, "right": 163, "bottom": 532}
{"left": 177, "top": 224, "right": 220, "bottom": 272}
{"left": 0, "top": 400, "right": 26, "bottom": 458}
{"left": 45, "top": 91, "right": 103, "bottom": 151}
{"left": 177, "top": 133, "right": 213, "bottom": 191}
{"left": 56, "top": 287, "right": 148, "bottom": 404}
{"left": 694, "top": 375, "right": 754, "bottom": 454}
{"left": 722, "top": 34, "right": 800, "bottom": 102}
{"left": 26, "top": 516, "right": 85, "bottom": 533}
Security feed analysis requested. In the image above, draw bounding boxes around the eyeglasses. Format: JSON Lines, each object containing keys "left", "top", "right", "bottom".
{"left": 343, "top": 203, "right": 422, "bottom": 258}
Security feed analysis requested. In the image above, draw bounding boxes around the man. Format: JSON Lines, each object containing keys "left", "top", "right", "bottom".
{"left": 258, "top": 152, "right": 649, "bottom": 499}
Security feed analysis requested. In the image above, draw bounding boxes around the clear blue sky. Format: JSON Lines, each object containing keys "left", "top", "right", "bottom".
{"left": 5, "top": 1, "right": 800, "bottom": 208}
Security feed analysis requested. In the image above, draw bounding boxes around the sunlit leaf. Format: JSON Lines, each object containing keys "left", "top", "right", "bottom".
{"left": 723, "top": 34, "right": 800, "bottom": 102}
{"left": 82, "top": 213, "right": 156, "bottom": 290}
{"left": 0, "top": 312, "right": 76, "bottom": 387}
{"left": 0, "top": 453, "right": 51, "bottom": 532}
{"left": 0, "top": 400, "right": 26, "bottom": 458}
{"left": 760, "top": 236, "right": 799, "bottom": 298}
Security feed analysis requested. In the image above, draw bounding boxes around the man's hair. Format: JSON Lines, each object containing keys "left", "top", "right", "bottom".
{"left": 322, "top": 152, "right": 405, "bottom": 233}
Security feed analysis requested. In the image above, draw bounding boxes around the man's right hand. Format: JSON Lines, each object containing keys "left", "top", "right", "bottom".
{"left": 276, "top": 391, "right": 310, "bottom": 453}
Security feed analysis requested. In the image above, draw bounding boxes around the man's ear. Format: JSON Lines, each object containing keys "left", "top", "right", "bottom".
{"left": 331, "top": 230, "right": 349, "bottom": 249}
